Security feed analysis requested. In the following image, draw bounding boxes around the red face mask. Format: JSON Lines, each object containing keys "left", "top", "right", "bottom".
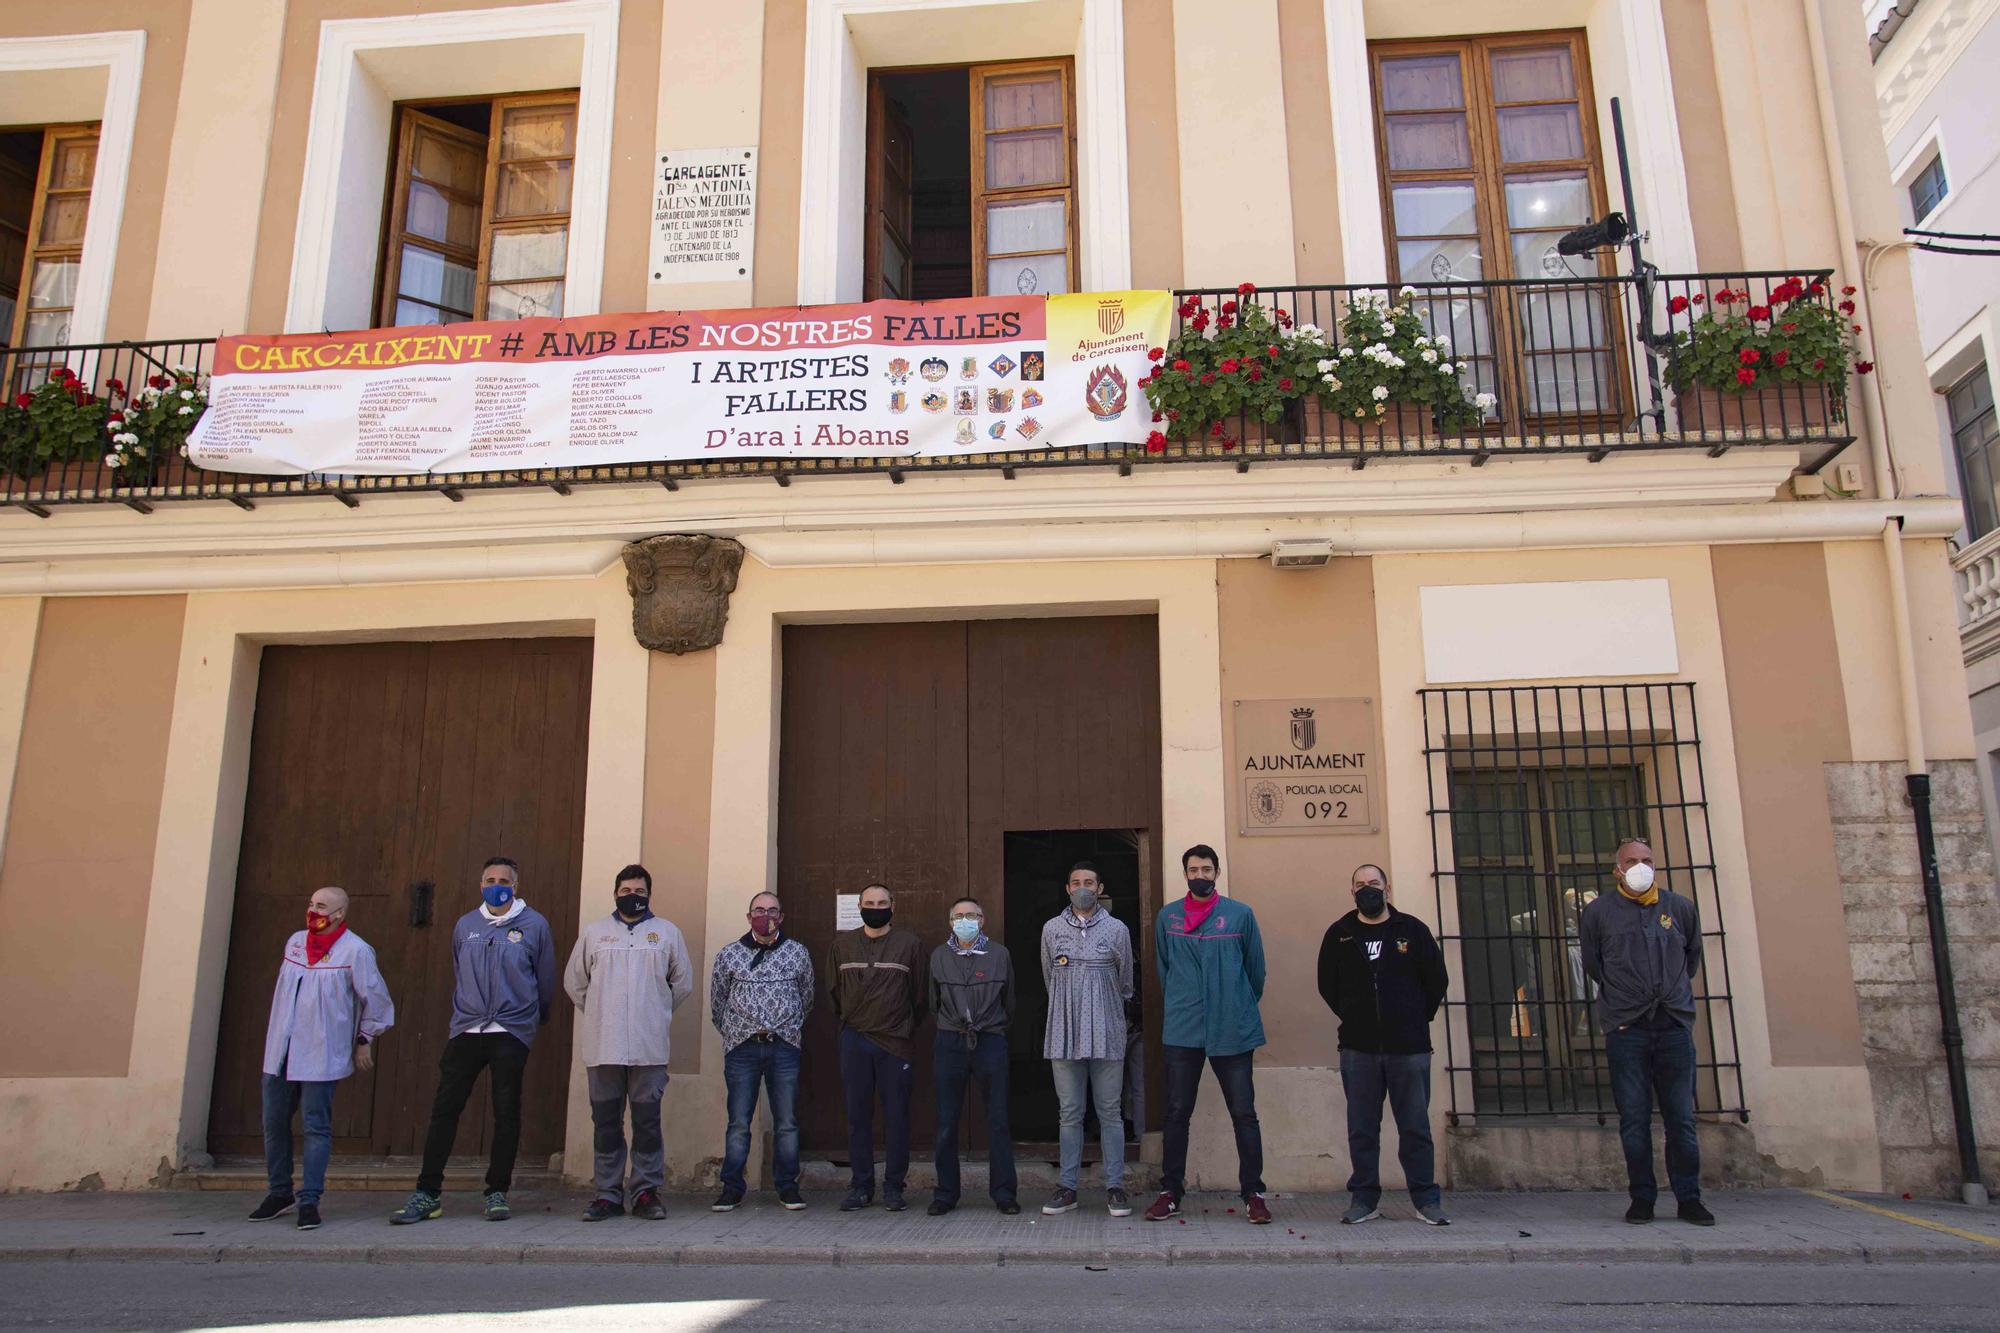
{"left": 307, "top": 910, "right": 333, "bottom": 934}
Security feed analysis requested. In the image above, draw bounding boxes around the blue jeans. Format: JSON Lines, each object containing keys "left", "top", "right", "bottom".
{"left": 1160, "top": 1045, "right": 1264, "bottom": 1200}
{"left": 1339, "top": 1049, "right": 1438, "bottom": 1209}
{"left": 720, "top": 1039, "right": 801, "bottom": 1195}
{"left": 261, "top": 1066, "right": 336, "bottom": 1207}
{"left": 1051, "top": 1057, "right": 1124, "bottom": 1191}
{"left": 838, "top": 1027, "right": 913, "bottom": 1194}
{"left": 933, "top": 1030, "right": 1016, "bottom": 1206}
{"left": 1606, "top": 1018, "right": 1702, "bottom": 1204}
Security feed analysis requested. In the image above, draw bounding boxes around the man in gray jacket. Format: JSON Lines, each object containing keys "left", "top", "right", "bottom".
{"left": 928, "top": 897, "right": 1019, "bottom": 1216}
{"left": 1042, "top": 861, "right": 1135, "bottom": 1217}
{"left": 1579, "top": 839, "right": 1713, "bottom": 1227}
{"left": 565, "top": 863, "right": 694, "bottom": 1221}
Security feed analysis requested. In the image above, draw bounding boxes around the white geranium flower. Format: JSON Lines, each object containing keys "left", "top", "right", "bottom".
{"left": 1475, "top": 391, "right": 1497, "bottom": 410}
{"left": 178, "top": 444, "right": 189, "bottom": 457}
{"left": 1442, "top": 363, "right": 1457, "bottom": 374}
{"left": 1375, "top": 404, "right": 1387, "bottom": 416}
{"left": 113, "top": 431, "right": 138, "bottom": 446}
{"left": 1354, "top": 410, "right": 1368, "bottom": 420}
{"left": 1298, "top": 323, "right": 1323, "bottom": 338}
{"left": 177, "top": 405, "right": 195, "bottom": 416}
{"left": 180, "top": 389, "right": 195, "bottom": 400}
{"left": 1420, "top": 349, "right": 1438, "bottom": 363}
{"left": 1317, "top": 359, "right": 1334, "bottom": 374}
{"left": 1340, "top": 347, "right": 1355, "bottom": 359}
{"left": 1372, "top": 385, "right": 1390, "bottom": 401}
{"left": 1400, "top": 285, "right": 1417, "bottom": 297}
{"left": 1415, "top": 336, "right": 1430, "bottom": 347}
{"left": 1324, "top": 377, "right": 1342, "bottom": 391}
{"left": 1436, "top": 336, "right": 1452, "bottom": 353}
{"left": 103, "top": 452, "right": 121, "bottom": 467}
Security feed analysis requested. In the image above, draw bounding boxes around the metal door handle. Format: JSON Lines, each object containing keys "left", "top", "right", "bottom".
{"left": 409, "top": 880, "right": 434, "bottom": 927}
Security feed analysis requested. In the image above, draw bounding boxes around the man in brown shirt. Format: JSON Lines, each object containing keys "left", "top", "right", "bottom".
{"left": 828, "top": 882, "right": 927, "bottom": 1212}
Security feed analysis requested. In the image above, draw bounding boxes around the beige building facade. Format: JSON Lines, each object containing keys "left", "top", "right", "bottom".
{"left": 0, "top": 0, "right": 1994, "bottom": 1202}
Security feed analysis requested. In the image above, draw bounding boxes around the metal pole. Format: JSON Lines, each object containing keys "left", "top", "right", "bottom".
{"left": 1906, "top": 771, "right": 1987, "bottom": 1204}
{"left": 1609, "top": 98, "right": 1665, "bottom": 432}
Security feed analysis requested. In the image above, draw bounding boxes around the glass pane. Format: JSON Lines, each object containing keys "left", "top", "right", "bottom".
{"left": 396, "top": 244, "right": 475, "bottom": 313}
{"left": 1392, "top": 182, "right": 1478, "bottom": 236}
{"left": 1497, "top": 104, "right": 1584, "bottom": 163}
{"left": 404, "top": 180, "right": 479, "bottom": 248}
{"left": 1519, "top": 286, "right": 1610, "bottom": 347}
{"left": 1949, "top": 370, "right": 1994, "bottom": 425}
{"left": 38, "top": 193, "right": 89, "bottom": 246}
{"left": 496, "top": 160, "right": 574, "bottom": 219}
{"left": 393, "top": 298, "right": 473, "bottom": 327}
{"left": 27, "top": 258, "right": 79, "bottom": 309}
{"left": 1384, "top": 112, "right": 1471, "bottom": 171}
{"left": 1524, "top": 353, "right": 1614, "bottom": 415}
{"left": 1504, "top": 172, "right": 1591, "bottom": 229}
{"left": 984, "top": 129, "right": 1065, "bottom": 190}
{"left": 47, "top": 138, "right": 96, "bottom": 191}
{"left": 986, "top": 197, "right": 1065, "bottom": 254}
{"left": 1413, "top": 293, "right": 1492, "bottom": 356}
{"left": 413, "top": 130, "right": 485, "bottom": 194}
{"left": 498, "top": 103, "right": 577, "bottom": 160}
{"left": 987, "top": 251, "right": 1067, "bottom": 297}
{"left": 1513, "top": 231, "right": 1590, "bottom": 281}
{"left": 487, "top": 279, "right": 565, "bottom": 321}
{"left": 489, "top": 226, "right": 568, "bottom": 282}
{"left": 1379, "top": 54, "right": 1464, "bottom": 111}
{"left": 1398, "top": 236, "right": 1482, "bottom": 283}
{"left": 1489, "top": 45, "right": 1577, "bottom": 103}
{"left": 880, "top": 228, "right": 909, "bottom": 300}
{"left": 22, "top": 308, "right": 70, "bottom": 347}
{"left": 984, "top": 74, "right": 1062, "bottom": 130}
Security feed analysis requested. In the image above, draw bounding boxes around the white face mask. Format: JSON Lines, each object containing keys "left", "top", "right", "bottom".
{"left": 1621, "top": 862, "right": 1655, "bottom": 893}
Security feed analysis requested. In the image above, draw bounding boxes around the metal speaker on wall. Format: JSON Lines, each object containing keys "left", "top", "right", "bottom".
{"left": 622, "top": 534, "right": 745, "bottom": 654}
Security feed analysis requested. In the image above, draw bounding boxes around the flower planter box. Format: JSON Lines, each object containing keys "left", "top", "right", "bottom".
{"left": 1673, "top": 381, "right": 1836, "bottom": 437}
{"left": 1303, "top": 402, "right": 1434, "bottom": 451}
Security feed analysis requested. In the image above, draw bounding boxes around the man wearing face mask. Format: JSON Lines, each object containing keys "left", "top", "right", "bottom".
{"left": 828, "top": 882, "right": 927, "bottom": 1211}
{"left": 711, "top": 891, "right": 815, "bottom": 1212}
{"left": 928, "top": 897, "right": 1020, "bottom": 1216}
{"left": 249, "top": 886, "right": 395, "bottom": 1231}
{"left": 565, "top": 864, "right": 693, "bottom": 1222}
{"left": 391, "top": 856, "right": 556, "bottom": 1226}
{"left": 1041, "top": 862, "right": 1135, "bottom": 1216}
{"left": 1316, "top": 864, "right": 1450, "bottom": 1226}
{"left": 1580, "top": 839, "right": 1713, "bottom": 1227}
{"left": 1147, "top": 845, "right": 1271, "bottom": 1225}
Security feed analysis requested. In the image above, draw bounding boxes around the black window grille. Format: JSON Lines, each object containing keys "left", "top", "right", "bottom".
{"left": 1420, "top": 683, "right": 1747, "bottom": 1123}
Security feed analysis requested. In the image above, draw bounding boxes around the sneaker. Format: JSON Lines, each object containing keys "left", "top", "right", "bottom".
{"left": 295, "top": 1203, "right": 322, "bottom": 1231}
{"left": 1625, "top": 1198, "right": 1655, "bottom": 1224}
{"left": 1142, "top": 1191, "right": 1180, "bottom": 1222}
{"left": 631, "top": 1190, "right": 666, "bottom": 1221}
{"left": 1341, "top": 1201, "right": 1381, "bottom": 1225}
{"left": 1106, "top": 1188, "right": 1133, "bottom": 1218}
{"left": 927, "top": 1199, "right": 954, "bottom": 1216}
{"left": 1677, "top": 1199, "right": 1716, "bottom": 1227}
{"left": 711, "top": 1189, "right": 744, "bottom": 1213}
{"left": 247, "top": 1193, "right": 294, "bottom": 1222}
{"left": 1245, "top": 1193, "right": 1273, "bottom": 1225}
{"left": 483, "top": 1191, "right": 511, "bottom": 1222}
{"left": 389, "top": 1191, "right": 441, "bottom": 1225}
{"left": 838, "top": 1187, "right": 873, "bottom": 1212}
{"left": 582, "top": 1197, "right": 624, "bottom": 1222}
{"left": 997, "top": 1200, "right": 1021, "bottom": 1215}
{"left": 1042, "top": 1187, "right": 1079, "bottom": 1215}
{"left": 883, "top": 1189, "right": 908, "bottom": 1212}
{"left": 1416, "top": 1202, "right": 1451, "bottom": 1226}
{"left": 778, "top": 1187, "right": 807, "bottom": 1211}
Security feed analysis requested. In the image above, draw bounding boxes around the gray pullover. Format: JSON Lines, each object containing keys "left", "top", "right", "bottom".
{"left": 1041, "top": 908, "right": 1134, "bottom": 1060}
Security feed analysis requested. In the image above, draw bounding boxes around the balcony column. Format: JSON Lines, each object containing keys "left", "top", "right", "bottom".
{"left": 1171, "top": 0, "right": 1296, "bottom": 288}
{"left": 1612, "top": 0, "right": 1698, "bottom": 274}
{"left": 1322, "top": 0, "right": 1386, "bottom": 286}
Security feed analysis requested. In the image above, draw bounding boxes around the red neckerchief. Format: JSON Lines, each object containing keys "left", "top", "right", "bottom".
{"left": 1182, "top": 892, "right": 1219, "bottom": 931}
{"left": 305, "top": 922, "right": 347, "bottom": 965}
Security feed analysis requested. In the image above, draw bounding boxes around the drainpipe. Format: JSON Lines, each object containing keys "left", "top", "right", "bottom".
{"left": 1805, "top": 0, "right": 1987, "bottom": 1205}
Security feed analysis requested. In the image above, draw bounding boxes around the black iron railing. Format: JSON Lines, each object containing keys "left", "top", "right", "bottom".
{"left": 0, "top": 271, "right": 1853, "bottom": 513}
{"left": 1419, "top": 683, "right": 1748, "bottom": 1124}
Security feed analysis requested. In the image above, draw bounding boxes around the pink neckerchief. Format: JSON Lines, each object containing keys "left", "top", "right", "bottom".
{"left": 1182, "top": 892, "right": 1219, "bottom": 931}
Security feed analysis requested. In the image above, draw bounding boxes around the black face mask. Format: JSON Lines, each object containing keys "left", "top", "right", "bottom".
{"left": 1187, "top": 878, "right": 1217, "bottom": 899}
{"left": 860, "top": 906, "right": 893, "bottom": 929}
{"left": 615, "top": 893, "right": 649, "bottom": 918}
{"left": 1354, "top": 887, "right": 1387, "bottom": 917}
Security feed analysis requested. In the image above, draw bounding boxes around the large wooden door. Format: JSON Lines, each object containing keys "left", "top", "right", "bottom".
{"left": 777, "top": 616, "right": 1160, "bottom": 1155}
{"left": 208, "top": 637, "right": 592, "bottom": 1160}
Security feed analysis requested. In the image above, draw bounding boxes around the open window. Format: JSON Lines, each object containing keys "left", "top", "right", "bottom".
{"left": 377, "top": 92, "right": 578, "bottom": 327}
{"left": 863, "top": 59, "right": 1077, "bottom": 301}
{"left": 0, "top": 124, "right": 98, "bottom": 355}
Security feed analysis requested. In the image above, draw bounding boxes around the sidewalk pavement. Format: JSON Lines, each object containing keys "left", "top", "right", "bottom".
{"left": 2, "top": 1188, "right": 1998, "bottom": 1266}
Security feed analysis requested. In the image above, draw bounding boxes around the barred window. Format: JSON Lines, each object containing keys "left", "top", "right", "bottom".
{"left": 1422, "top": 684, "right": 1746, "bottom": 1121}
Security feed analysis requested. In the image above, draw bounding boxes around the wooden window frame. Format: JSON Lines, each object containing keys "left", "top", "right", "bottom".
{"left": 8, "top": 123, "right": 99, "bottom": 352}
{"left": 1368, "top": 31, "right": 1628, "bottom": 426}
{"left": 375, "top": 90, "right": 578, "bottom": 328}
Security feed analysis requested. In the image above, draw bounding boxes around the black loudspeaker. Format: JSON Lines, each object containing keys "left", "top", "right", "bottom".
{"left": 1556, "top": 212, "right": 1631, "bottom": 256}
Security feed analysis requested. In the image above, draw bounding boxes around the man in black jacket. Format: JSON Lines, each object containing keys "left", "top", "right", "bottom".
{"left": 1316, "top": 863, "right": 1450, "bottom": 1226}
{"left": 927, "top": 897, "right": 1019, "bottom": 1216}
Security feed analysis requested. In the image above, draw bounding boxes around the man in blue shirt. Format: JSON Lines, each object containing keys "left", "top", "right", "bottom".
{"left": 391, "top": 856, "right": 557, "bottom": 1226}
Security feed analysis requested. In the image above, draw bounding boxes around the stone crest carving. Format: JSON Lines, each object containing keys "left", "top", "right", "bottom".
{"left": 622, "top": 534, "right": 744, "bottom": 654}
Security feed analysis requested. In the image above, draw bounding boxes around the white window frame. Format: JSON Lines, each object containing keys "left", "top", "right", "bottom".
{"left": 1924, "top": 311, "right": 2000, "bottom": 544}
{"left": 282, "top": 0, "right": 619, "bottom": 333}
{"left": 796, "top": 0, "right": 1131, "bottom": 304}
{"left": 1891, "top": 120, "right": 1952, "bottom": 230}
{"left": 0, "top": 29, "right": 145, "bottom": 348}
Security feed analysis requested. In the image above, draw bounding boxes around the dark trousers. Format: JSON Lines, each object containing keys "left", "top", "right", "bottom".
{"left": 1339, "top": 1049, "right": 1438, "bottom": 1209}
{"left": 932, "top": 1030, "right": 1016, "bottom": 1207}
{"left": 586, "top": 1064, "right": 668, "bottom": 1203}
{"left": 1160, "top": 1044, "right": 1265, "bottom": 1201}
{"left": 260, "top": 1064, "right": 336, "bottom": 1207}
{"left": 720, "top": 1038, "right": 802, "bottom": 1194}
{"left": 417, "top": 1031, "right": 531, "bottom": 1196}
{"left": 838, "top": 1027, "right": 913, "bottom": 1194}
{"left": 1606, "top": 1018, "right": 1702, "bottom": 1204}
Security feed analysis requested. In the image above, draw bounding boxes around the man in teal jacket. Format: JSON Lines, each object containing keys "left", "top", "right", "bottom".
{"left": 1143, "top": 844, "right": 1271, "bottom": 1225}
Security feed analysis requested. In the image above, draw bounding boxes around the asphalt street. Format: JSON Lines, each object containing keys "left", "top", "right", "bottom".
{"left": 1, "top": 1261, "right": 1996, "bottom": 1331}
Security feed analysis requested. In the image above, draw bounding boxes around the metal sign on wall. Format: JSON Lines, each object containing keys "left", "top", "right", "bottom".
{"left": 651, "top": 146, "right": 758, "bottom": 284}
{"left": 1234, "top": 697, "right": 1379, "bottom": 835}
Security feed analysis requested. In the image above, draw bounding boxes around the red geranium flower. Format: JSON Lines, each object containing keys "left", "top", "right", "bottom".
{"left": 1209, "top": 421, "right": 1225, "bottom": 437}
{"left": 1738, "top": 347, "right": 1762, "bottom": 366}
{"left": 1200, "top": 372, "right": 1215, "bottom": 385}
{"left": 1151, "top": 410, "right": 1163, "bottom": 422}
{"left": 1781, "top": 322, "right": 1798, "bottom": 333}
{"left": 1220, "top": 436, "right": 1238, "bottom": 451}
{"left": 1218, "top": 358, "right": 1241, "bottom": 375}
{"left": 1713, "top": 290, "right": 1736, "bottom": 306}
{"left": 147, "top": 374, "right": 170, "bottom": 389}
{"left": 1279, "top": 377, "right": 1294, "bottom": 391}
{"left": 1145, "top": 430, "right": 1167, "bottom": 454}
{"left": 1668, "top": 295, "right": 1689, "bottom": 314}
{"left": 1247, "top": 367, "right": 1263, "bottom": 382}
{"left": 105, "top": 377, "right": 125, "bottom": 392}
{"left": 1813, "top": 357, "right": 1827, "bottom": 371}
{"left": 1773, "top": 350, "right": 1789, "bottom": 368}
{"left": 1216, "top": 314, "right": 1233, "bottom": 329}
{"left": 1178, "top": 297, "right": 1201, "bottom": 318}
{"left": 1237, "top": 282, "right": 1257, "bottom": 296}
{"left": 1267, "top": 345, "right": 1281, "bottom": 358}
{"left": 1166, "top": 409, "right": 1180, "bottom": 421}
{"left": 1748, "top": 305, "right": 1771, "bottom": 322}
{"left": 1222, "top": 300, "right": 1238, "bottom": 315}
{"left": 1855, "top": 360, "right": 1875, "bottom": 375}
{"left": 1841, "top": 285, "right": 1857, "bottom": 296}
{"left": 1736, "top": 367, "right": 1757, "bottom": 386}
{"left": 1691, "top": 293, "right": 1705, "bottom": 305}
{"left": 12, "top": 391, "right": 29, "bottom": 407}
{"left": 1147, "top": 347, "right": 1164, "bottom": 361}
{"left": 1275, "top": 309, "right": 1293, "bottom": 329}
{"left": 1172, "top": 358, "right": 1190, "bottom": 372}
{"left": 1838, "top": 299, "right": 1856, "bottom": 315}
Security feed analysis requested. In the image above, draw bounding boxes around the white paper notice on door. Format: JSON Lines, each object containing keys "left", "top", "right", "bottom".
{"left": 835, "top": 893, "right": 862, "bottom": 931}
